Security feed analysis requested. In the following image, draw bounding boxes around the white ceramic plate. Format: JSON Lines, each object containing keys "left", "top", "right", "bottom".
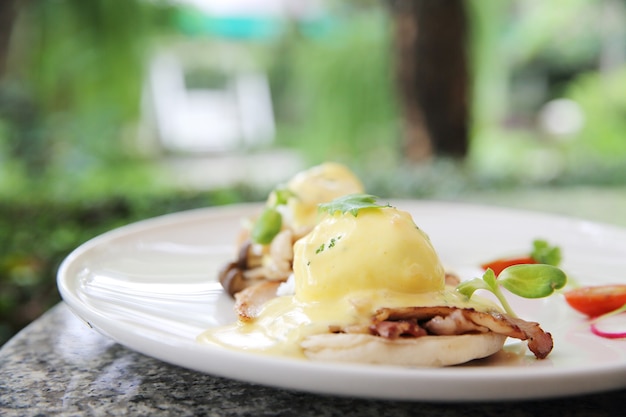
{"left": 57, "top": 201, "right": 626, "bottom": 401}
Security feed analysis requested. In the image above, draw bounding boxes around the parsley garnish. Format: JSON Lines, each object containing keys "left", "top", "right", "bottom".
{"left": 318, "top": 194, "right": 390, "bottom": 217}
{"left": 250, "top": 187, "right": 296, "bottom": 245}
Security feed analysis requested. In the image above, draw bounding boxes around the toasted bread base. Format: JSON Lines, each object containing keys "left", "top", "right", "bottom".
{"left": 301, "top": 332, "right": 507, "bottom": 367}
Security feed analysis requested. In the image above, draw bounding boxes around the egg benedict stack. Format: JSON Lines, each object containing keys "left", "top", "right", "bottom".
{"left": 204, "top": 195, "right": 553, "bottom": 366}
{"left": 218, "top": 162, "right": 364, "bottom": 297}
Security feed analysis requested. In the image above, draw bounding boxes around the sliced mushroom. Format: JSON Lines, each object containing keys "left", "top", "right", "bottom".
{"left": 219, "top": 261, "right": 249, "bottom": 297}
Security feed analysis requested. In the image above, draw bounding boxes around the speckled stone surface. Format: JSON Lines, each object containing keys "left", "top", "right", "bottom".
{"left": 0, "top": 303, "right": 624, "bottom": 417}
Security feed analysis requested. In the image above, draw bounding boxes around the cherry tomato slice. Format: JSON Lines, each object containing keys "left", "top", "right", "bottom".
{"left": 481, "top": 256, "right": 536, "bottom": 276}
{"left": 564, "top": 285, "right": 626, "bottom": 318}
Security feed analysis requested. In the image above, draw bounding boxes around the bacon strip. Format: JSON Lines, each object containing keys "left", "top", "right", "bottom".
{"left": 373, "top": 320, "right": 428, "bottom": 339}
{"left": 500, "top": 315, "right": 554, "bottom": 360}
{"left": 365, "top": 306, "right": 553, "bottom": 359}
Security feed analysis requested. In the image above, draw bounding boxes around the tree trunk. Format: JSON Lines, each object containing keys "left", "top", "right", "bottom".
{"left": 387, "top": 0, "right": 469, "bottom": 161}
{"left": 0, "top": 0, "right": 18, "bottom": 78}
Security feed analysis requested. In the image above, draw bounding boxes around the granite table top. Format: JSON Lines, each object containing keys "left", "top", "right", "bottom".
{"left": 1, "top": 302, "right": 625, "bottom": 417}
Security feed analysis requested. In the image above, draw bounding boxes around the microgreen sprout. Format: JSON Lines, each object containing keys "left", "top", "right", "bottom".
{"left": 456, "top": 264, "right": 567, "bottom": 317}
{"left": 318, "top": 194, "right": 390, "bottom": 217}
{"left": 531, "top": 239, "right": 562, "bottom": 266}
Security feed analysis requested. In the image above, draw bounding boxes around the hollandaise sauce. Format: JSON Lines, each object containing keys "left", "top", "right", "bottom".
{"left": 197, "top": 289, "right": 501, "bottom": 358}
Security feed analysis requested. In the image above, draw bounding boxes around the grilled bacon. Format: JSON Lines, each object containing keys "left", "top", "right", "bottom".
{"left": 364, "top": 306, "right": 553, "bottom": 359}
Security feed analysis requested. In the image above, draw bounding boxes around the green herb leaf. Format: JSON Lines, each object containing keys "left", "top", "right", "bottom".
{"left": 318, "top": 194, "right": 389, "bottom": 217}
{"left": 250, "top": 207, "right": 282, "bottom": 244}
{"left": 483, "top": 268, "right": 497, "bottom": 289}
{"left": 456, "top": 277, "right": 493, "bottom": 298}
{"left": 531, "top": 239, "right": 562, "bottom": 266}
{"left": 456, "top": 264, "right": 568, "bottom": 317}
{"left": 498, "top": 264, "right": 567, "bottom": 298}
{"left": 249, "top": 187, "right": 295, "bottom": 245}
{"left": 272, "top": 187, "right": 295, "bottom": 207}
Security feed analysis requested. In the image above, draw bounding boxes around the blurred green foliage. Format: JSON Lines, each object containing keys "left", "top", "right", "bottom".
{"left": 467, "top": 0, "right": 626, "bottom": 185}
{"left": 270, "top": 9, "right": 400, "bottom": 169}
{"left": 565, "top": 68, "right": 626, "bottom": 161}
{"left": 0, "top": 0, "right": 176, "bottom": 198}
